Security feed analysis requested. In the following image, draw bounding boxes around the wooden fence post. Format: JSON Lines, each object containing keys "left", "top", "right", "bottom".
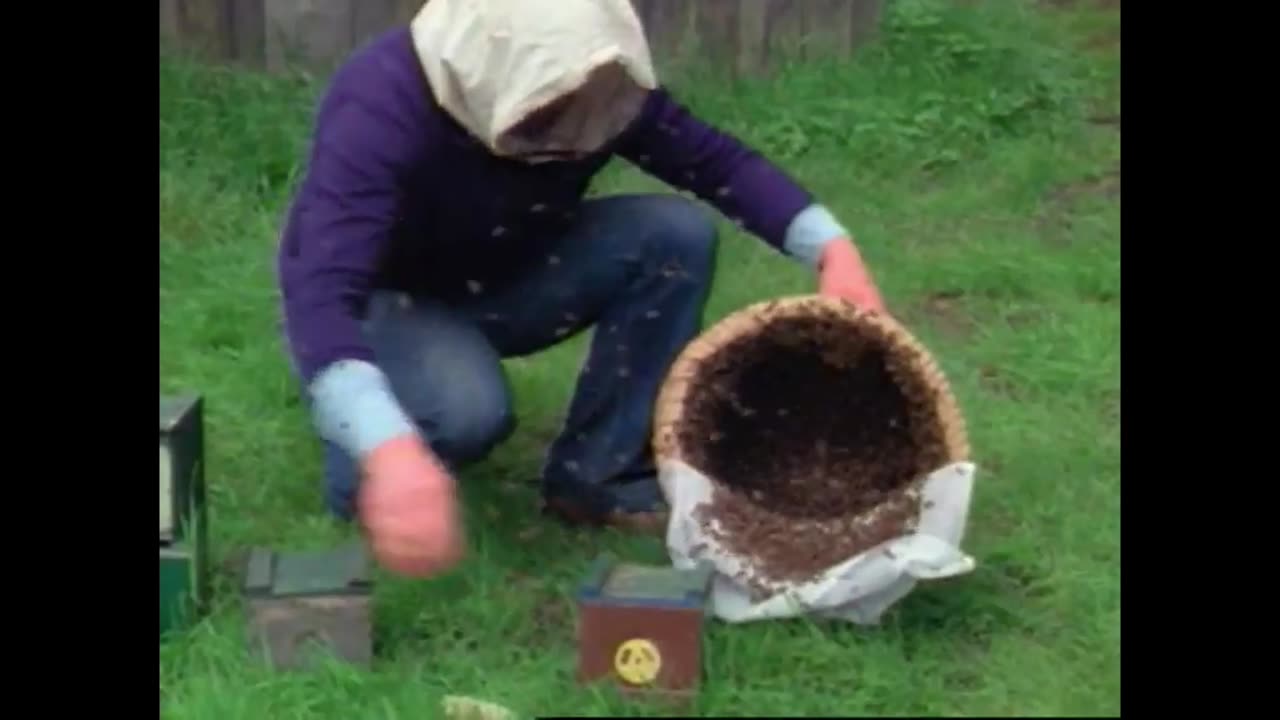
{"left": 227, "top": 0, "right": 265, "bottom": 68}
{"left": 159, "top": 0, "right": 883, "bottom": 76}
{"left": 264, "top": 0, "right": 356, "bottom": 74}
{"left": 166, "top": 0, "right": 235, "bottom": 61}
{"left": 737, "top": 0, "right": 771, "bottom": 76}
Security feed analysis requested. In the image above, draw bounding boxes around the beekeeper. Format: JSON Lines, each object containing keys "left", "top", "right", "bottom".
{"left": 276, "top": 0, "right": 886, "bottom": 577}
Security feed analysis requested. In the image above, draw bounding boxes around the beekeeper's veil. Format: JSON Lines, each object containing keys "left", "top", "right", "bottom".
{"left": 410, "top": 0, "right": 658, "bottom": 161}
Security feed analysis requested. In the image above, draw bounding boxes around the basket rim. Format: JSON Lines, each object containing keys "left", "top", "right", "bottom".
{"left": 651, "top": 294, "right": 971, "bottom": 477}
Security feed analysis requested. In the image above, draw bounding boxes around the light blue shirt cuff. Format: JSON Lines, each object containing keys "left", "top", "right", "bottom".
{"left": 309, "top": 359, "right": 418, "bottom": 458}
{"left": 784, "top": 204, "right": 849, "bottom": 267}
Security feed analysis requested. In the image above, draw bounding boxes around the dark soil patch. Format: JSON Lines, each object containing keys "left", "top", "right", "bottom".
{"left": 1086, "top": 29, "right": 1121, "bottom": 52}
{"left": 1045, "top": 167, "right": 1121, "bottom": 206}
{"left": 1103, "top": 389, "right": 1120, "bottom": 425}
{"left": 1004, "top": 308, "right": 1045, "bottom": 330}
{"left": 506, "top": 571, "right": 573, "bottom": 647}
{"left": 943, "top": 664, "right": 986, "bottom": 692}
{"left": 894, "top": 581, "right": 1025, "bottom": 648}
{"left": 526, "top": 594, "right": 573, "bottom": 647}
{"left": 979, "top": 365, "right": 1022, "bottom": 399}
{"left": 1038, "top": 166, "right": 1120, "bottom": 242}
{"left": 1037, "top": 0, "right": 1121, "bottom": 62}
{"left": 905, "top": 291, "right": 975, "bottom": 340}
{"left": 445, "top": 626, "right": 484, "bottom": 654}
{"left": 1088, "top": 112, "right": 1120, "bottom": 129}
{"left": 938, "top": 550, "right": 1058, "bottom": 607}
{"left": 1087, "top": 290, "right": 1120, "bottom": 306}
{"left": 972, "top": 505, "right": 1018, "bottom": 540}
{"left": 977, "top": 309, "right": 1038, "bottom": 399}
{"left": 219, "top": 548, "right": 251, "bottom": 581}
{"left": 676, "top": 310, "right": 953, "bottom": 589}
{"left": 1040, "top": 0, "right": 1119, "bottom": 10}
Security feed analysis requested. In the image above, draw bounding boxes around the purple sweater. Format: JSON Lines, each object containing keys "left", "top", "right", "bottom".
{"left": 278, "top": 28, "right": 825, "bottom": 386}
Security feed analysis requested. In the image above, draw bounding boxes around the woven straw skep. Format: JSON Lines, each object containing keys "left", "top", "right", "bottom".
{"left": 652, "top": 295, "right": 969, "bottom": 592}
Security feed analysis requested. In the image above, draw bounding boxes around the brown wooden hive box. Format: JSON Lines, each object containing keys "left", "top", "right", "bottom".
{"left": 575, "top": 556, "right": 714, "bottom": 704}
{"left": 242, "top": 542, "right": 373, "bottom": 670}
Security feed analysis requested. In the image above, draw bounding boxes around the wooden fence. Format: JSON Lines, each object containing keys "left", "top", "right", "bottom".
{"left": 159, "top": 0, "right": 884, "bottom": 76}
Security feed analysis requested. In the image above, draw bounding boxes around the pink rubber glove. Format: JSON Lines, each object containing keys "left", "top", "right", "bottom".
{"left": 358, "top": 435, "right": 464, "bottom": 578}
{"left": 818, "top": 237, "right": 886, "bottom": 313}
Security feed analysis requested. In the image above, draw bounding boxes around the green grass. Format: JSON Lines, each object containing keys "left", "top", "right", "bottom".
{"left": 160, "top": 0, "right": 1120, "bottom": 716}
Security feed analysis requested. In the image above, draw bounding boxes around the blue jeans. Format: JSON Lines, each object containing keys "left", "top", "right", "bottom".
{"left": 321, "top": 194, "right": 718, "bottom": 522}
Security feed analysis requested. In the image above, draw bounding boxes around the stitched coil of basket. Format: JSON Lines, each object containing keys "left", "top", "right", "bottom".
{"left": 652, "top": 295, "right": 969, "bottom": 595}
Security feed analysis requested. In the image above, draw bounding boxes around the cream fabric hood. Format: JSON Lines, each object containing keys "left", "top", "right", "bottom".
{"left": 410, "top": 0, "right": 658, "bottom": 161}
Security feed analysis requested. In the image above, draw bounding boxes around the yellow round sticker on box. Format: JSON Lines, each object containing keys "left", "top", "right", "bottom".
{"left": 613, "top": 638, "right": 662, "bottom": 685}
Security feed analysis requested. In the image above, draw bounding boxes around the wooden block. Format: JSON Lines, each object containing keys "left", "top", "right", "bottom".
{"left": 243, "top": 543, "right": 374, "bottom": 670}
{"left": 575, "top": 556, "right": 713, "bottom": 704}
